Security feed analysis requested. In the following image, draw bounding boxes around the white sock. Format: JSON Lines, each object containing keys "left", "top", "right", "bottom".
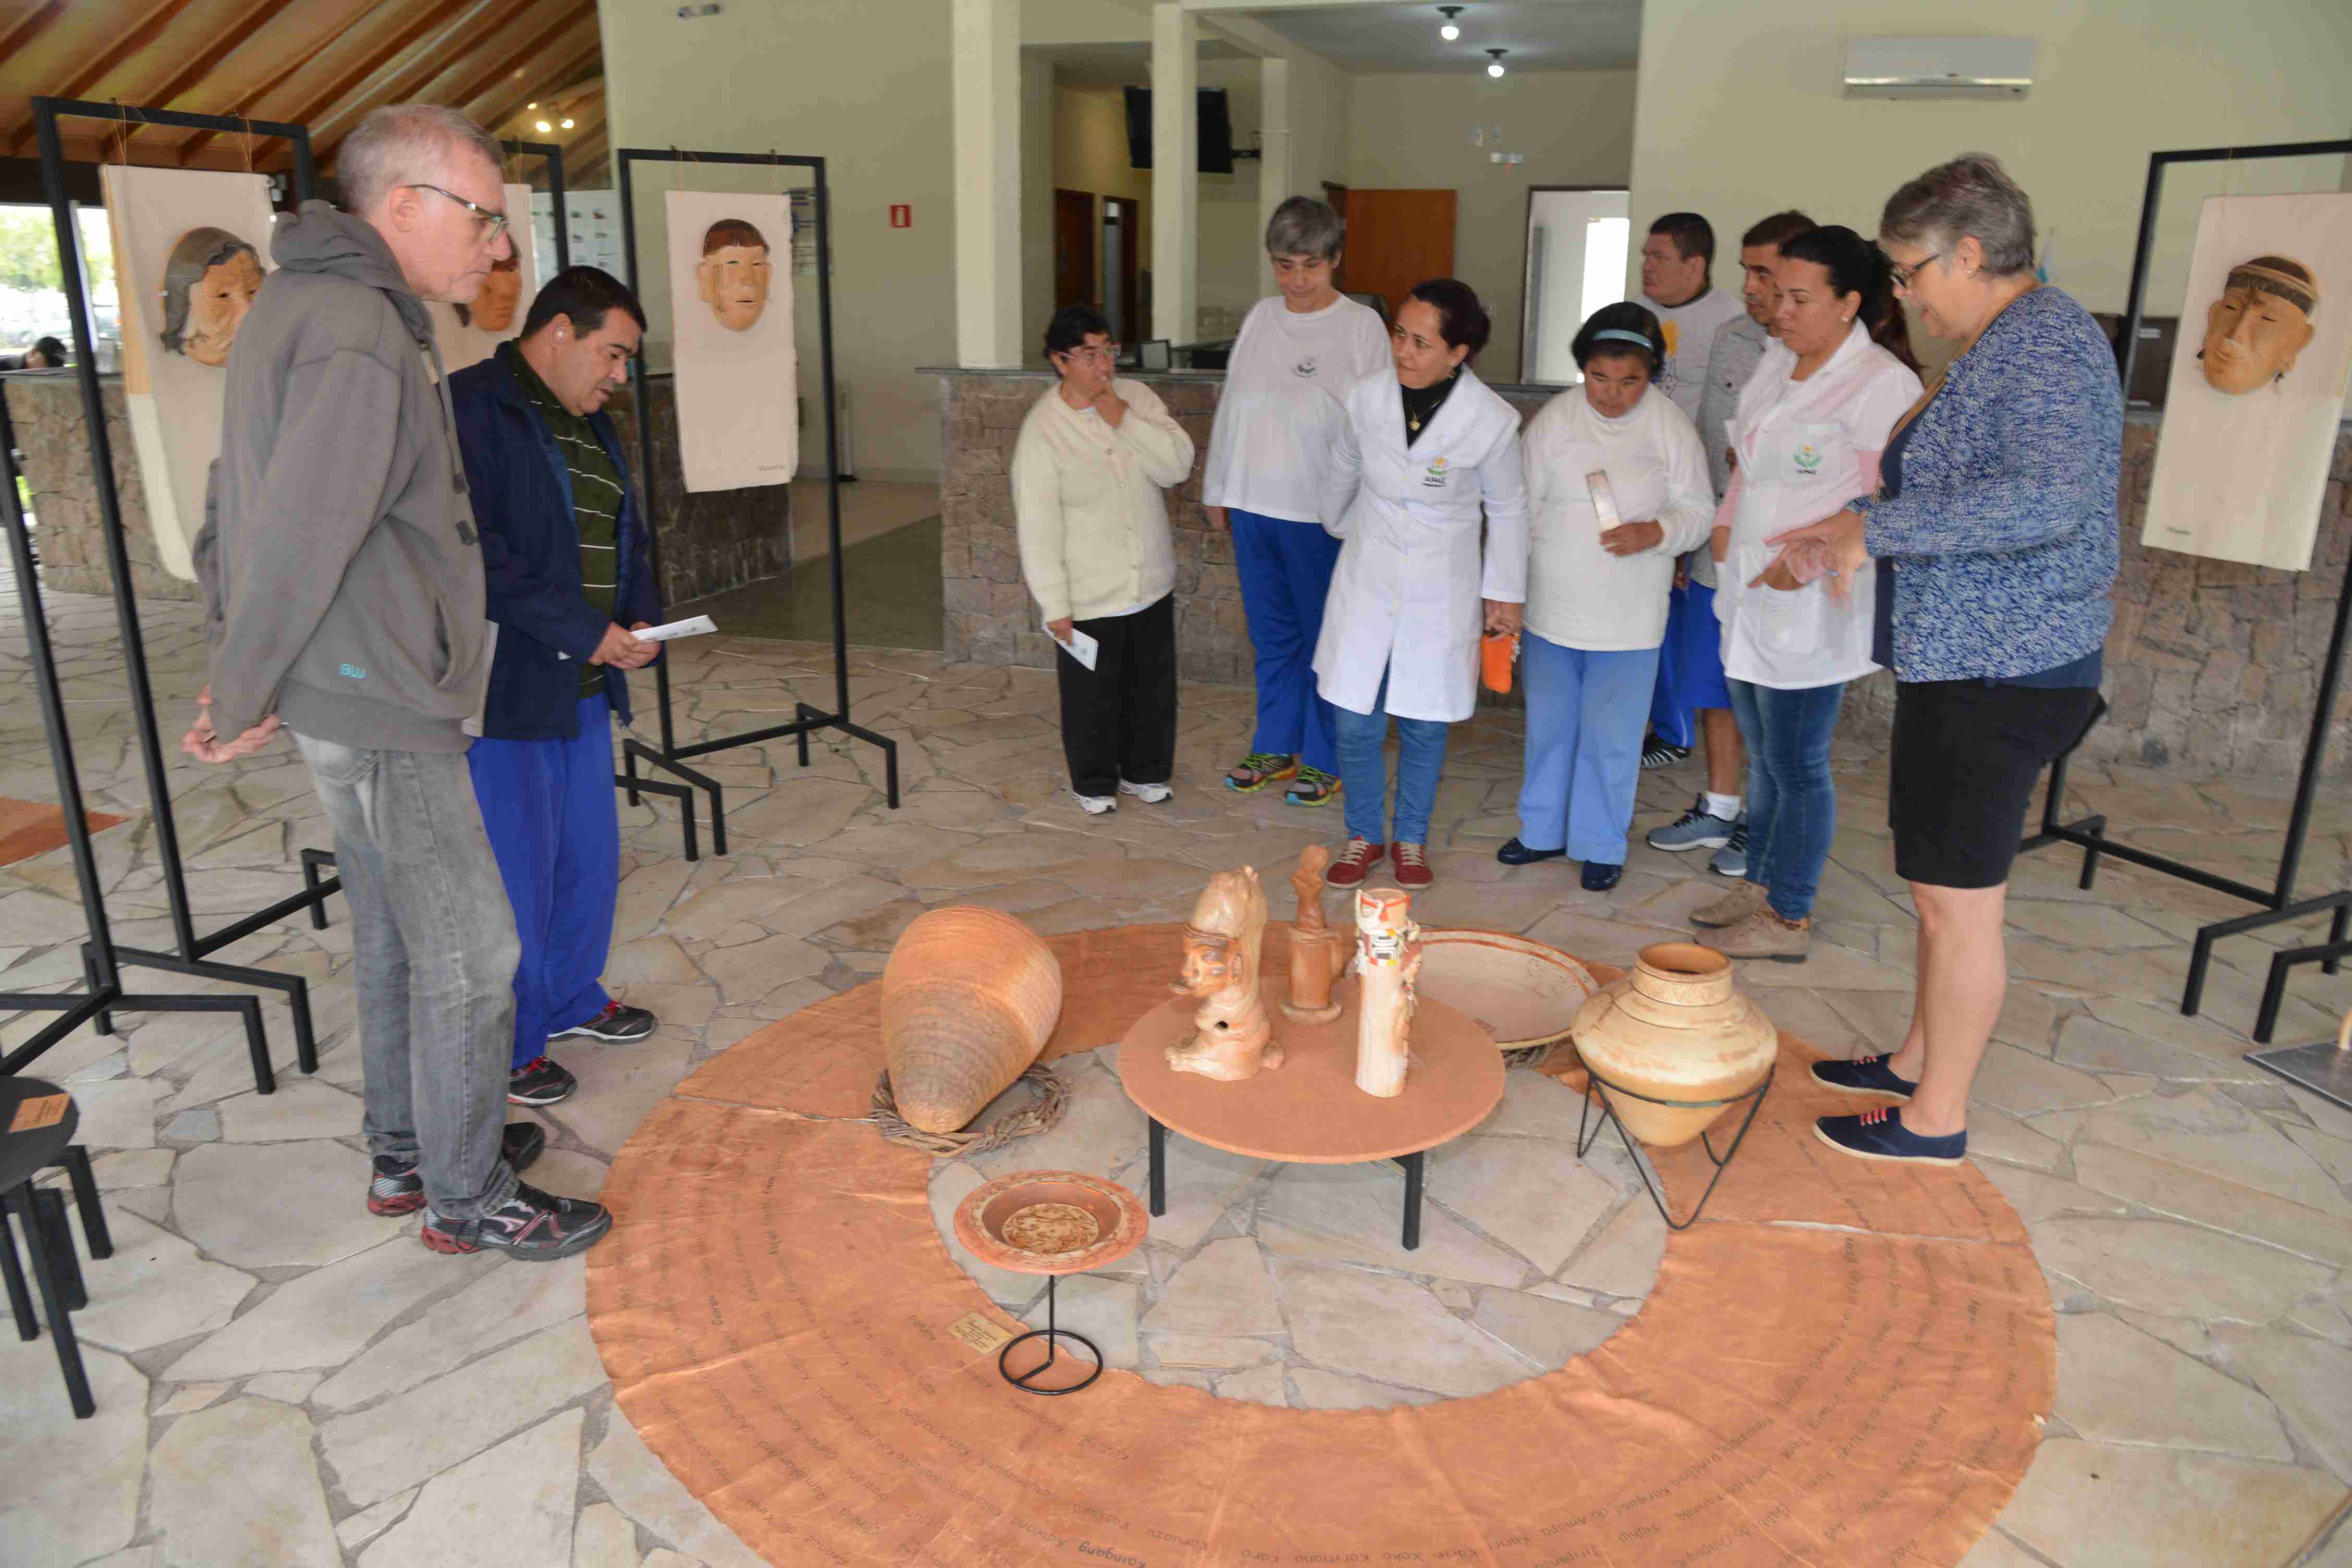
{"left": 1704, "top": 792, "right": 1742, "bottom": 820}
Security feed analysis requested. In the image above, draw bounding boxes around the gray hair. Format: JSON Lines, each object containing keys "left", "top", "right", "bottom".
{"left": 1265, "top": 195, "right": 1343, "bottom": 263}
{"left": 1879, "top": 153, "right": 2036, "bottom": 278}
{"left": 159, "top": 227, "right": 258, "bottom": 354}
{"left": 339, "top": 103, "right": 504, "bottom": 215}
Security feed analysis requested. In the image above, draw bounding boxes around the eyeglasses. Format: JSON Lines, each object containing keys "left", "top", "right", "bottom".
{"left": 408, "top": 184, "right": 509, "bottom": 246}
{"left": 1058, "top": 343, "right": 1121, "bottom": 365}
{"left": 1888, "top": 251, "right": 1944, "bottom": 290}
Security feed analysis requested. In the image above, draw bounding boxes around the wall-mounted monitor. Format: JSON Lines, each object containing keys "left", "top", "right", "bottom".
{"left": 1122, "top": 87, "right": 1235, "bottom": 174}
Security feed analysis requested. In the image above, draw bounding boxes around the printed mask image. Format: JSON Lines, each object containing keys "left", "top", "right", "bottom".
{"left": 697, "top": 218, "right": 772, "bottom": 332}
{"left": 457, "top": 253, "right": 523, "bottom": 331}
{"left": 2199, "top": 255, "right": 2319, "bottom": 396}
{"left": 160, "top": 227, "right": 264, "bottom": 368}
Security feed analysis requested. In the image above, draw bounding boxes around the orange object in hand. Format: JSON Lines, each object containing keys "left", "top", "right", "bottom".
{"left": 1480, "top": 631, "right": 1519, "bottom": 695}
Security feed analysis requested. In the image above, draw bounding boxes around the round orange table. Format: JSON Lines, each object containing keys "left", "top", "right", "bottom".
{"left": 1116, "top": 977, "right": 1503, "bottom": 1249}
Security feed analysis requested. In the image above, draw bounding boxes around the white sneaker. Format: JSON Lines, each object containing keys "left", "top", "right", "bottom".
{"left": 1118, "top": 779, "right": 1172, "bottom": 804}
{"left": 1073, "top": 791, "right": 1118, "bottom": 816}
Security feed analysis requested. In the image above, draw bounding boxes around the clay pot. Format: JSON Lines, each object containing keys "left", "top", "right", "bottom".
{"left": 883, "top": 907, "right": 1064, "bottom": 1133}
{"left": 1569, "top": 942, "right": 1775, "bottom": 1146}
{"left": 1414, "top": 929, "right": 1598, "bottom": 1054}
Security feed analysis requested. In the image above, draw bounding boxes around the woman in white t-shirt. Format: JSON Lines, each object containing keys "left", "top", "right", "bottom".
{"left": 1498, "top": 303, "right": 1714, "bottom": 891}
{"left": 1200, "top": 197, "right": 1392, "bottom": 807}
{"left": 1698, "top": 226, "right": 1922, "bottom": 962}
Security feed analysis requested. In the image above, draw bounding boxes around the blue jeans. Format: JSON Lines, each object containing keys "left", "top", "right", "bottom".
{"left": 292, "top": 732, "right": 522, "bottom": 1221}
{"left": 468, "top": 693, "right": 621, "bottom": 1071}
{"left": 1332, "top": 667, "right": 1449, "bottom": 847}
{"left": 1514, "top": 634, "right": 1659, "bottom": 864}
{"left": 1231, "top": 508, "right": 1343, "bottom": 775}
{"left": 1724, "top": 678, "right": 1846, "bottom": 923}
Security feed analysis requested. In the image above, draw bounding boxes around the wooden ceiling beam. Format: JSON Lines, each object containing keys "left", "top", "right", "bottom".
{"left": 469, "top": 40, "right": 601, "bottom": 134}
{"left": 173, "top": 0, "right": 455, "bottom": 163}
{"left": 132, "top": 0, "right": 307, "bottom": 112}
{"left": 420, "top": 1, "right": 597, "bottom": 133}
{"left": 1, "top": 0, "right": 200, "bottom": 154}
{"left": 288, "top": 0, "right": 543, "bottom": 155}
{"left": 0, "top": 2, "right": 68, "bottom": 63}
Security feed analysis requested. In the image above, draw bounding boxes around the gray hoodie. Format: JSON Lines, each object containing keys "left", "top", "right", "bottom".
{"left": 192, "top": 201, "right": 490, "bottom": 753}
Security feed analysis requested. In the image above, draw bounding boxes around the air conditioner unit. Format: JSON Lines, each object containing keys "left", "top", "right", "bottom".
{"left": 1843, "top": 37, "right": 2035, "bottom": 100}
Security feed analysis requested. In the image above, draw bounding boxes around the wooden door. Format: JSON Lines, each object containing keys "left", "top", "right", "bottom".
{"left": 1054, "top": 189, "right": 1097, "bottom": 309}
{"left": 1323, "top": 181, "right": 1350, "bottom": 291}
{"left": 1102, "top": 195, "right": 1140, "bottom": 344}
{"left": 1333, "top": 189, "right": 1456, "bottom": 318}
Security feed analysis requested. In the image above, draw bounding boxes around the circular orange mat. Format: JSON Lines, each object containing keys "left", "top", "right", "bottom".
{"left": 587, "top": 921, "right": 2053, "bottom": 1567}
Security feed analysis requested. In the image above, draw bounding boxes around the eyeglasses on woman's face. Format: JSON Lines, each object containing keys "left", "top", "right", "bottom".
{"left": 1886, "top": 250, "right": 1944, "bottom": 293}
{"left": 408, "top": 183, "right": 510, "bottom": 247}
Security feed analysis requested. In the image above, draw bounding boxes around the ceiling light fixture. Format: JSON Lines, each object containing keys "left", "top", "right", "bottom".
{"left": 1436, "top": 6, "right": 1462, "bottom": 41}
{"left": 1486, "top": 47, "right": 1507, "bottom": 77}
{"left": 535, "top": 119, "right": 553, "bottom": 133}
{"left": 526, "top": 101, "right": 537, "bottom": 109}
{"left": 560, "top": 118, "right": 575, "bottom": 129}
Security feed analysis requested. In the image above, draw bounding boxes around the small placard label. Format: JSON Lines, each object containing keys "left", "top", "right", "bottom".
{"left": 9, "top": 1094, "right": 69, "bottom": 1133}
{"left": 945, "top": 1312, "right": 1013, "bottom": 1354}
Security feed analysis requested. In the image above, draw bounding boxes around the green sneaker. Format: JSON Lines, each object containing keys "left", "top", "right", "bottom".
{"left": 1284, "top": 765, "right": 1341, "bottom": 806}
{"left": 1226, "top": 752, "right": 1299, "bottom": 793}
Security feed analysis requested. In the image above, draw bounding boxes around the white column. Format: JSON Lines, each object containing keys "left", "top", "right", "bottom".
{"left": 1150, "top": 2, "right": 1197, "bottom": 345}
{"left": 1256, "top": 54, "right": 1293, "bottom": 298}
{"left": 952, "top": 0, "right": 1022, "bottom": 366}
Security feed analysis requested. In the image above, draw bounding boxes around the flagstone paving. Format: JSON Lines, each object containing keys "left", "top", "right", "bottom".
{"left": 3, "top": 565, "right": 2350, "bottom": 1565}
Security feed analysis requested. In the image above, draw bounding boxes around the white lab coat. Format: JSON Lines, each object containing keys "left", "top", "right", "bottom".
{"left": 1312, "top": 365, "right": 1530, "bottom": 722}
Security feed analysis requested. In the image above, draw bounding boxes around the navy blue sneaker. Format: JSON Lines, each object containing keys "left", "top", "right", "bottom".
{"left": 1580, "top": 861, "right": 1623, "bottom": 892}
{"left": 1810, "top": 1054, "right": 1917, "bottom": 1102}
{"left": 1814, "top": 1107, "right": 1965, "bottom": 1167}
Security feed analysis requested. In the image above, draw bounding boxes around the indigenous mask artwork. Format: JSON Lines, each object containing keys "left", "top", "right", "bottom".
{"left": 2198, "top": 255, "right": 2319, "bottom": 396}
{"left": 159, "top": 227, "right": 264, "bottom": 368}
{"left": 696, "top": 218, "right": 773, "bottom": 332}
{"left": 457, "top": 254, "right": 523, "bottom": 331}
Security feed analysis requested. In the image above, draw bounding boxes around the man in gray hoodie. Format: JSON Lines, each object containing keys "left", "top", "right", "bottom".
{"left": 186, "top": 104, "right": 610, "bottom": 1260}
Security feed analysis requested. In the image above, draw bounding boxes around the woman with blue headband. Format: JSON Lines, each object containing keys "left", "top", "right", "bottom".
{"left": 1497, "top": 302, "right": 1715, "bottom": 890}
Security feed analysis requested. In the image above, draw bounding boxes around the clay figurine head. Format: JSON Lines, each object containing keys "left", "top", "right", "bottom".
{"left": 1178, "top": 868, "right": 1263, "bottom": 996}
{"left": 455, "top": 253, "right": 523, "bottom": 330}
{"left": 160, "top": 227, "right": 264, "bottom": 368}
{"left": 696, "top": 218, "right": 773, "bottom": 332}
{"left": 2199, "top": 255, "right": 2319, "bottom": 396}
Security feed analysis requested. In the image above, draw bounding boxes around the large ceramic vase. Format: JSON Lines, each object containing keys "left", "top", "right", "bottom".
{"left": 883, "top": 907, "right": 1064, "bottom": 1133}
{"left": 1569, "top": 942, "right": 1775, "bottom": 1146}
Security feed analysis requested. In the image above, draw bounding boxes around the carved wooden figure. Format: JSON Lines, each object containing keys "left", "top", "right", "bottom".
{"left": 1280, "top": 846, "right": 1346, "bottom": 1025}
{"left": 1354, "top": 886, "right": 1422, "bottom": 1098}
{"left": 1165, "top": 867, "right": 1281, "bottom": 1081}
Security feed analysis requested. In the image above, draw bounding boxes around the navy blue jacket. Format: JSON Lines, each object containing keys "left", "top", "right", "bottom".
{"left": 449, "top": 351, "right": 660, "bottom": 740}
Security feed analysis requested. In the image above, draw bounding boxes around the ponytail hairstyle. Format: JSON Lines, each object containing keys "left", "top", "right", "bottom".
{"left": 1780, "top": 224, "right": 1921, "bottom": 374}
{"left": 1403, "top": 277, "right": 1492, "bottom": 358}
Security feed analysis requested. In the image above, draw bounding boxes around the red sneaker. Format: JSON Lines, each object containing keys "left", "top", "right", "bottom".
{"left": 1325, "top": 838, "right": 1387, "bottom": 888}
{"left": 1392, "top": 842, "right": 1434, "bottom": 888}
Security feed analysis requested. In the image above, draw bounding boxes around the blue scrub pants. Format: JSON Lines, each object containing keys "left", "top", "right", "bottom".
{"left": 1332, "top": 667, "right": 1449, "bottom": 847}
{"left": 1514, "top": 634, "right": 1660, "bottom": 865}
{"left": 1230, "top": 508, "right": 1343, "bottom": 774}
{"left": 467, "top": 692, "right": 619, "bottom": 1070}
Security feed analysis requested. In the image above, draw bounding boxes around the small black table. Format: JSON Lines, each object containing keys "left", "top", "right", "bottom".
{"left": 1, "top": 1076, "right": 111, "bottom": 1417}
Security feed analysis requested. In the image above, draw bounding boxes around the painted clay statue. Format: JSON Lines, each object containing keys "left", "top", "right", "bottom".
{"left": 1353, "top": 886, "right": 1422, "bottom": 1098}
{"left": 2198, "top": 255, "right": 2319, "bottom": 396}
{"left": 698, "top": 218, "right": 774, "bottom": 331}
{"left": 1280, "top": 846, "right": 1346, "bottom": 1025}
{"left": 1166, "top": 867, "right": 1281, "bottom": 1081}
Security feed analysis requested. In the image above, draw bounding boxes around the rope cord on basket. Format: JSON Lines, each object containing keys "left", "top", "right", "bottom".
{"left": 870, "top": 1061, "right": 1070, "bottom": 1156}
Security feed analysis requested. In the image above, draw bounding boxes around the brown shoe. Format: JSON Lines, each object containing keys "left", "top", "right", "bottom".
{"left": 1326, "top": 838, "right": 1386, "bottom": 888}
{"left": 1697, "top": 908, "right": 1810, "bottom": 963}
{"left": 1691, "top": 880, "right": 1769, "bottom": 929}
{"left": 1392, "top": 842, "right": 1434, "bottom": 888}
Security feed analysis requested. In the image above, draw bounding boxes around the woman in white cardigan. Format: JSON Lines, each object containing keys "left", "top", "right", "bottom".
{"left": 1500, "top": 303, "right": 1715, "bottom": 890}
{"left": 1012, "top": 305, "right": 1197, "bottom": 815}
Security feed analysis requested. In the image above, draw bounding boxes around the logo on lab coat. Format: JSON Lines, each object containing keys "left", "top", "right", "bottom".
{"left": 1293, "top": 356, "right": 1318, "bottom": 378}
{"left": 1793, "top": 444, "right": 1823, "bottom": 476}
{"left": 1423, "top": 456, "right": 1449, "bottom": 488}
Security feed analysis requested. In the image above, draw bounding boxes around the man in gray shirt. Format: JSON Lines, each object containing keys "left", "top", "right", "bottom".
{"left": 1648, "top": 210, "right": 1816, "bottom": 878}
{"left": 185, "top": 105, "right": 610, "bottom": 1261}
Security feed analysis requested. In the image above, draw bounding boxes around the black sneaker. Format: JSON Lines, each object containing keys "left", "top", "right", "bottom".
{"left": 366, "top": 1124, "right": 548, "bottom": 1216}
{"left": 553, "top": 1000, "right": 656, "bottom": 1043}
{"left": 1814, "top": 1107, "right": 1965, "bottom": 1167}
{"left": 421, "top": 1182, "right": 614, "bottom": 1260}
{"left": 1809, "top": 1054, "right": 1917, "bottom": 1103}
{"left": 508, "top": 1055, "right": 578, "bottom": 1106}
{"left": 1640, "top": 734, "right": 1691, "bottom": 769}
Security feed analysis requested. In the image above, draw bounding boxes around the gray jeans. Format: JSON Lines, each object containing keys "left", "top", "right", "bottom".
{"left": 293, "top": 732, "right": 521, "bottom": 1220}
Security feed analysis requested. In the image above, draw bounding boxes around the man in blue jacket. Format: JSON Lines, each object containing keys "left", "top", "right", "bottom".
{"left": 451, "top": 265, "right": 662, "bottom": 1108}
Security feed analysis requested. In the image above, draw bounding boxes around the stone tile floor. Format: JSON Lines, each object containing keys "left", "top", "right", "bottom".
{"left": 2, "top": 559, "right": 2350, "bottom": 1566}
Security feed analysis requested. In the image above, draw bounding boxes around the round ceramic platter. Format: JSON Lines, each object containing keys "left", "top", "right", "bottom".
{"left": 1412, "top": 929, "right": 1599, "bottom": 1051}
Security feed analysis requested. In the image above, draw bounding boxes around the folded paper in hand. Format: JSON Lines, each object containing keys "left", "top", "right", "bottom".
{"left": 1048, "top": 621, "right": 1100, "bottom": 672}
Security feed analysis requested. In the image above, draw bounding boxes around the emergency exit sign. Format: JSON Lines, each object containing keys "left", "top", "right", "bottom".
{"left": 890, "top": 204, "right": 912, "bottom": 228}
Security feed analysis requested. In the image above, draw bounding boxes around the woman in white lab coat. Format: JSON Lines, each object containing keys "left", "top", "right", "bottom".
{"left": 1698, "top": 225, "right": 1921, "bottom": 962}
{"left": 1499, "top": 303, "right": 1716, "bottom": 892}
{"left": 1313, "top": 278, "right": 1528, "bottom": 892}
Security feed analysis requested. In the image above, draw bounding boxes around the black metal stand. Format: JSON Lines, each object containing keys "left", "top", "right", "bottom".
{"left": 1146, "top": 1116, "right": 1428, "bottom": 1250}
{"left": 2, "top": 445, "right": 281, "bottom": 1086}
{"left": 2019, "top": 137, "right": 2352, "bottom": 1047}
{"left": 996, "top": 1274, "right": 1104, "bottom": 1396}
{"left": 614, "top": 146, "right": 899, "bottom": 849}
{"left": 500, "top": 138, "right": 574, "bottom": 274}
{"left": 31, "top": 97, "right": 337, "bottom": 1084}
{"left": 1575, "top": 1065, "right": 1773, "bottom": 1232}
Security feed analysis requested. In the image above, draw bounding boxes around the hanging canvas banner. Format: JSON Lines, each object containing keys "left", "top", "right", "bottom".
{"left": 665, "top": 189, "right": 798, "bottom": 493}
{"left": 2141, "top": 192, "right": 2352, "bottom": 571}
{"left": 101, "top": 165, "right": 275, "bottom": 582}
{"left": 428, "top": 182, "right": 541, "bottom": 373}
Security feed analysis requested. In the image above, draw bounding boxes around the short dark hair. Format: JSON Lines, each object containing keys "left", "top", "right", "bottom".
{"left": 702, "top": 218, "right": 768, "bottom": 255}
{"left": 1402, "top": 278, "right": 1490, "bottom": 358}
{"left": 1648, "top": 212, "right": 1715, "bottom": 268}
{"left": 1741, "top": 210, "right": 1815, "bottom": 252}
{"left": 30, "top": 336, "right": 66, "bottom": 366}
{"left": 520, "top": 265, "right": 647, "bottom": 341}
{"left": 1570, "top": 301, "right": 1666, "bottom": 374}
{"left": 1043, "top": 303, "right": 1110, "bottom": 360}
